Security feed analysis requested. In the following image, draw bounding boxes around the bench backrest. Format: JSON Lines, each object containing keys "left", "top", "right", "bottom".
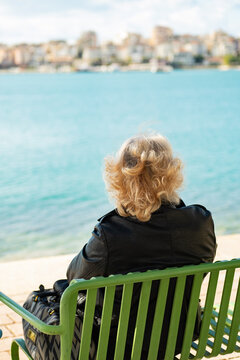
{"left": 59, "top": 259, "right": 240, "bottom": 360}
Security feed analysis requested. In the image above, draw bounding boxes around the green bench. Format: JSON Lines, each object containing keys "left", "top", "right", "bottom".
{"left": 1, "top": 258, "right": 240, "bottom": 359}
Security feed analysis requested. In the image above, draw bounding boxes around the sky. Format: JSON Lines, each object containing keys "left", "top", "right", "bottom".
{"left": 0, "top": 0, "right": 240, "bottom": 44}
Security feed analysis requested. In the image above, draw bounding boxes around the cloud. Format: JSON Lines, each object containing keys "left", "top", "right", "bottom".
{"left": 0, "top": 0, "right": 239, "bottom": 44}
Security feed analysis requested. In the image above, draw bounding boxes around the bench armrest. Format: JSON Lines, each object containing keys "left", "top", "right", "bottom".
{"left": 0, "top": 292, "right": 62, "bottom": 336}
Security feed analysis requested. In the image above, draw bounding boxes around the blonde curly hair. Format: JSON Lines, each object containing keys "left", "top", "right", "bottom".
{"left": 104, "top": 134, "right": 183, "bottom": 222}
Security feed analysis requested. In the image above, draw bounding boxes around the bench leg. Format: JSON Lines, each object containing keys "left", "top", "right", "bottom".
{"left": 11, "top": 339, "right": 33, "bottom": 360}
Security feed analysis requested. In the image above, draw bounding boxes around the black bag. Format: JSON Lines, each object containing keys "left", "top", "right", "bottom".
{"left": 22, "top": 280, "right": 98, "bottom": 360}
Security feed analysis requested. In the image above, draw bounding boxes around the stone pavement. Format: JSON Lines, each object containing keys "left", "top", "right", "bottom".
{"left": 0, "top": 234, "right": 240, "bottom": 359}
{"left": 0, "top": 292, "right": 29, "bottom": 359}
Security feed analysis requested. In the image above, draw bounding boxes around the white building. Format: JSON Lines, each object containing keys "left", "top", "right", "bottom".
{"left": 43, "top": 41, "right": 75, "bottom": 64}
{"left": 155, "top": 41, "right": 182, "bottom": 61}
{"left": 183, "top": 42, "right": 207, "bottom": 56}
{"left": 205, "top": 31, "right": 237, "bottom": 56}
{"left": 82, "top": 47, "right": 101, "bottom": 63}
{"left": 28, "top": 45, "right": 46, "bottom": 66}
{"left": 101, "top": 42, "right": 118, "bottom": 63}
{"left": 173, "top": 52, "right": 194, "bottom": 66}
{"left": 155, "top": 43, "right": 174, "bottom": 60}
{"left": 142, "top": 45, "right": 154, "bottom": 60}
{"left": 211, "top": 40, "right": 237, "bottom": 57}
{"left": 117, "top": 44, "right": 147, "bottom": 63}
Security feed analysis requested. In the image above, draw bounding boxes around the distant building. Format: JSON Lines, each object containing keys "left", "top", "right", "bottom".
{"left": 122, "top": 33, "right": 143, "bottom": 47}
{"left": 0, "top": 26, "right": 239, "bottom": 71}
{"left": 129, "top": 44, "right": 145, "bottom": 63}
{"left": 177, "top": 34, "right": 199, "bottom": 44}
{"left": 101, "top": 42, "right": 118, "bottom": 64}
{"left": 29, "top": 45, "right": 46, "bottom": 66}
{"left": 155, "top": 40, "right": 183, "bottom": 61}
{"left": 151, "top": 26, "right": 173, "bottom": 46}
{"left": 13, "top": 45, "right": 32, "bottom": 66}
{"left": 183, "top": 42, "right": 207, "bottom": 56}
{"left": 173, "top": 52, "right": 194, "bottom": 66}
{"left": 118, "top": 43, "right": 150, "bottom": 64}
{"left": 236, "top": 38, "right": 240, "bottom": 53}
{"left": 77, "top": 31, "right": 98, "bottom": 51}
{"left": 206, "top": 30, "right": 237, "bottom": 56}
{"left": 115, "top": 45, "right": 125, "bottom": 60}
{"left": 155, "top": 42, "right": 175, "bottom": 60}
{"left": 211, "top": 40, "right": 237, "bottom": 57}
{"left": 0, "top": 45, "right": 14, "bottom": 68}
{"left": 142, "top": 45, "right": 154, "bottom": 61}
{"left": 117, "top": 33, "right": 152, "bottom": 63}
{"left": 43, "top": 41, "right": 74, "bottom": 64}
{"left": 82, "top": 46, "right": 101, "bottom": 64}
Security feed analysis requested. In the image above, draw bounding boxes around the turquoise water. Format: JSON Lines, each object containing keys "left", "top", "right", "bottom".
{"left": 0, "top": 70, "right": 239, "bottom": 261}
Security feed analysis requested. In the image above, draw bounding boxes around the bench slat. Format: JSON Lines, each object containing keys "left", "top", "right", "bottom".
{"left": 114, "top": 283, "right": 134, "bottom": 360}
{"left": 226, "top": 277, "right": 240, "bottom": 353}
{"left": 61, "top": 291, "right": 78, "bottom": 359}
{"left": 147, "top": 278, "right": 170, "bottom": 360}
{"left": 165, "top": 276, "right": 186, "bottom": 359}
{"left": 196, "top": 270, "right": 219, "bottom": 358}
{"left": 78, "top": 288, "right": 97, "bottom": 360}
{"left": 211, "top": 268, "right": 235, "bottom": 356}
{"left": 131, "top": 280, "right": 152, "bottom": 360}
{"left": 96, "top": 285, "right": 116, "bottom": 360}
{"left": 180, "top": 273, "right": 203, "bottom": 359}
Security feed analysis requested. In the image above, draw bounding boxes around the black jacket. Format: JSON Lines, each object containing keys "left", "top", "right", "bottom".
{"left": 67, "top": 200, "right": 216, "bottom": 358}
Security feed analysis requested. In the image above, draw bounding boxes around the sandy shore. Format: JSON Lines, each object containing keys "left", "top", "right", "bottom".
{"left": 0, "top": 233, "right": 239, "bottom": 295}
{"left": 0, "top": 233, "right": 239, "bottom": 359}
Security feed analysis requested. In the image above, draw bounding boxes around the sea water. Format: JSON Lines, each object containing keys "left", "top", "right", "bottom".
{"left": 0, "top": 70, "right": 239, "bottom": 261}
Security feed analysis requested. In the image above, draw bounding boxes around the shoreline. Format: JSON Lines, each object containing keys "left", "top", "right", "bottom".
{"left": 0, "top": 65, "right": 240, "bottom": 75}
{"left": 0, "top": 233, "right": 239, "bottom": 296}
{"left": 0, "top": 232, "right": 239, "bottom": 264}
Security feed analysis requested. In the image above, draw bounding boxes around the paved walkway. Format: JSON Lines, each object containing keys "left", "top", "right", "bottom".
{"left": 0, "top": 234, "right": 240, "bottom": 359}
{"left": 0, "top": 293, "right": 29, "bottom": 360}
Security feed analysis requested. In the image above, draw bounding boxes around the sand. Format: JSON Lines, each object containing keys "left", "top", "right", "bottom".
{"left": 1, "top": 233, "right": 239, "bottom": 295}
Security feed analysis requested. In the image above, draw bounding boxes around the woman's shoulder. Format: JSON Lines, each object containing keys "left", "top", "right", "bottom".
{"left": 175, "top": 199, "right": 210, "bottom": 214}
{"left": 166, "top": 203, "right": 215, "bottom": 242}
{"left": 177, "top": 203, "right": 213, "bottom": 219}
{"left": 97, "top": 209, "right": 118, "bottom": 223}
{"left": 97, "top": 202, "right": 213, "bottom": 223}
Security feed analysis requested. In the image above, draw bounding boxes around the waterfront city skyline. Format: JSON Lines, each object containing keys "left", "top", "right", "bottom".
{"left": 0, "top": 0, "right": 240, "bottom": 44}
